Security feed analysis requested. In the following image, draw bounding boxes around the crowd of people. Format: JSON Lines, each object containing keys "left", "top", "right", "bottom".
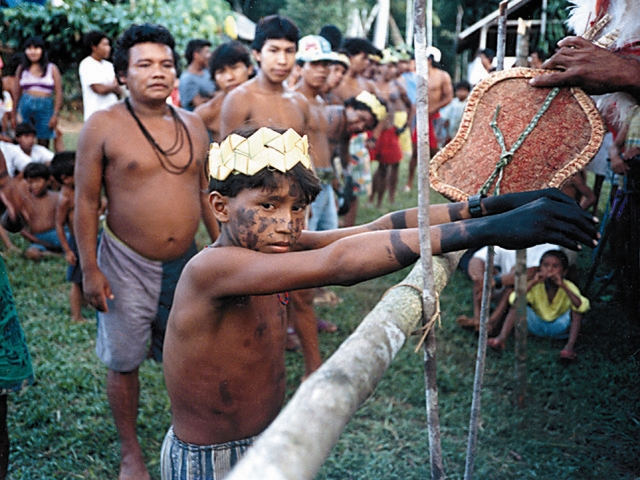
{"left": 0, "top": 3, "right": 635, "bottom": 478}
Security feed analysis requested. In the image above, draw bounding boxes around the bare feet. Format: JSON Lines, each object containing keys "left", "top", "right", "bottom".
{"left": 487, "top": 338, "right": 505, "bottom": 351}
{"left": 71, "top": 317, "right": 91, "bottom": 324}
{"left": 119, "top": 451, "right": 150, "bottom": 480}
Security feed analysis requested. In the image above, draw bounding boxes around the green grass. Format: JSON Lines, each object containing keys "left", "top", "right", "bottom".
{"left": 4, "top": 136, "right": 639, "bottom": 478}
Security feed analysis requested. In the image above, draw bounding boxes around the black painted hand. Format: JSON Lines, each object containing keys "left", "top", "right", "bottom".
{"left": 482, "top": 188, "right": 577, "bottom": 217}
{"left": 486, "top": 197, "right": 598, "bottom": 251}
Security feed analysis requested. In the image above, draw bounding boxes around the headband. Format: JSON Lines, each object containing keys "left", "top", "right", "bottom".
{"left": 355, "top": 91, "right": 387, "bottom": 123}
{"left": 208, "top": 127, "right": 312, "bottom": 181}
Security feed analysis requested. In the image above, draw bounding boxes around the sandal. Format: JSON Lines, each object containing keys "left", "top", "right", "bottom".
{"left": 559, "top": 349, "right": 577, "bottom": 361}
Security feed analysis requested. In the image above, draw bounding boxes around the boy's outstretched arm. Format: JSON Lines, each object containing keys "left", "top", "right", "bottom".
{"left": 299, "top": 188, "right": 587, "bottom": 250}
{"left": 204, "top": 195, "right": 598, "bottom": 299}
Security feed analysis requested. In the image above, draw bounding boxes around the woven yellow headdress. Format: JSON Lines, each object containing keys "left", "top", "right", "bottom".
{"left": 355, "top": 91, "right": 387, "bottom": 123}
{"left": 208, "top": 127, "right": 312, "bottom": 181}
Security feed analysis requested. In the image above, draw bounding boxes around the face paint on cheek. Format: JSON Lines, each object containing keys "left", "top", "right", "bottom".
{"left": 293, "top": 216, "right": 304, "bottom": 234}
{"left": 245, "top": 231, "right": 260, "bottom": 251}
{"left": 258, "top": 215, "right": 272, "bottom": 233}
{"left": 232, "top": 207, "right": 260, "bottom": 248}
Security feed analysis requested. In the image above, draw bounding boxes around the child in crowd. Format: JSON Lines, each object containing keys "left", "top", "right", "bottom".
{"left": 0, "top": 122, "right": 54, "bottom": 179}
{"left": 20, "top": 162, "right": 62, "bottom": 260}
{"left": 194, "top": 40, "right": 253, "bottom": 143}
{"left": 52, "top": 151, "right": 92, "bottom": 323}
{"left": 488, "top": 249, "right": 590, "bottom": 361}
{"left": 160, "top": 127, "right": 598, "bottom": 478}
{"left": 440, "top": 80, "right": 471, "bottom": 145}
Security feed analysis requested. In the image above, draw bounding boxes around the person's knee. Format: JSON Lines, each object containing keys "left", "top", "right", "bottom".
{"left": 24, "top": 247, "right": 41, "bottom": 261}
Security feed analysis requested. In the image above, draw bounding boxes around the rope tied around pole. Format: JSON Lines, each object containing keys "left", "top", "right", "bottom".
{"left": 380, "top": 283, "right": 441, "bottom": 353}
{"left": 479, "top": 87, "right": 560, "bottom": 196}
{"left": 414, "top": 293, "right": 440, "bottom": 353}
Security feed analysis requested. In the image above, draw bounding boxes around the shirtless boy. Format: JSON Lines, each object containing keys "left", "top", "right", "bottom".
{"left": 74, "top": 24, "right": 218, "bottom": 480}
{"left": 161, "top": 127, "right": 598, "bottom": 479}
{"left": 219, "top": 15, "right": 309, "bottom": 138}
{"left": 52, "top": 151, "right": 95, "bottom": 324}
{"left": 194, "top": 41, "right": 253, "bottom": 143}
{"left": 20, "top": 162, "right": 61, "bottom": 260}
{"left": 219, "top": 16, "right": 325, "bottom": 368}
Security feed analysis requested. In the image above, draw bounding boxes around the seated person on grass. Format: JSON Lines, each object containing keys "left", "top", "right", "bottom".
{"left": 0, "top": 122, "right": 54, "bottom": 178}
{"left": 20, "top": 162, "right": 62, "bottom": 260}
{"left": 456, "top": 243, "right": 561, "bottom": 335}
{"left": 161, "top": 127, "right": 598, "bottom": 479}
{"left": 488, "top": 249, "right": 590, "bottom": 361}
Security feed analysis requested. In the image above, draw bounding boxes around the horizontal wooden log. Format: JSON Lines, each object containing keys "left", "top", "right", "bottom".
{"left": 226, "top": 251, "right": 463, "bottom": 480}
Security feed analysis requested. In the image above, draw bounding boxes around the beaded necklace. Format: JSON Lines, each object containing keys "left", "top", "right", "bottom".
{"left": 124, "top": 97, "right": 194, "bottom": 175}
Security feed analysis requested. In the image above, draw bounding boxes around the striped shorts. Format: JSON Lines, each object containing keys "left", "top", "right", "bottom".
{"left": 161, "top": 426, "right": 255, "bottom": 480}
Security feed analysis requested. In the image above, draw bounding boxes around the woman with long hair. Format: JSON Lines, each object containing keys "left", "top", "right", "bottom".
{"left": 11, "top": 36, "right": 63, "bottom": 148}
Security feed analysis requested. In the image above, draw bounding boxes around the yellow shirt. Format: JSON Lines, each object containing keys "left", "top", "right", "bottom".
{"left": 509, "top": 279, "right": 590, "bottom": 322}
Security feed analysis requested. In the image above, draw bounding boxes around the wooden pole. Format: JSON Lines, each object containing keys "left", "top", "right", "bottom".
{"left": 463, "top": 3, "right": 508, "bottom": 479}
{"left": 514, "top": 18, "right": 531, "bottom": 67}
{"left": 373, "top": 0, "right": 390, "bottom": 50}
{"left": 414, "top": 0, "right": 445, "bottom": 478}
{"left": 513, "top": 249, "right": 528, "bottom": 408}
{"left": 406, "top": 0, "right": 414, "bottom": 46}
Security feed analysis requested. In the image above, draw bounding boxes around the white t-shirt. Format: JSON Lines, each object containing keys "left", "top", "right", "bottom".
{"left": 0, "top": 142, "right": 53, "bottom": 177}
{"left": 79, "top": 56, "right": 118, "bottom": 120}
{"left": 473, "top": 244, "right": 561, "bottom": 274}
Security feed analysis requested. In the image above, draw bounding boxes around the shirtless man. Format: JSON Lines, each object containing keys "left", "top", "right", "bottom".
{"left": 331, "top": 37, "right": 381, "bottom": 102}
{"left": 219, "top": 15, "right": 309, "bottom": 138}
{"left": 320, "top": 53, "right": 350, "bottom": 106}
{"left": 74, "top": 24, "right": 218, "bottom": 480}
{"left": 406, "top": 46, "right": 453, "bottom": 190}
{"left": 161, "top": 127, "right": 599, "bottom": 479}
{"left": 194, "top": 41, "right": 253, "bottom": 143}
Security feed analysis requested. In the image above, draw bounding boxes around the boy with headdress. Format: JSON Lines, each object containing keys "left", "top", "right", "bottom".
{"left": 161, "top": 126, "right": 598, "bottom": 479}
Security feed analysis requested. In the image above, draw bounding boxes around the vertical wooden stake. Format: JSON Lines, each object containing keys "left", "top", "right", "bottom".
{"left": 414, "top": 0, "right": 444, "bottom": 478}
{"left": 464, "top": 3, "right": 508, "bottom": 479}
{"left": 514, "top": 250, "right": 528, "bottom": 408}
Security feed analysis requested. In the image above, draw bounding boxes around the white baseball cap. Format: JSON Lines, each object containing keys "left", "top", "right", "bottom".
{"left": 426, "top": 46, "right": 442, "bottom": 63}
{"left": 296, "top": 35, "right": 338, "bottom": 63}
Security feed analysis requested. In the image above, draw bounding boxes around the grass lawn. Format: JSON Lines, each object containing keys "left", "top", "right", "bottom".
{"left": 3, "top": 130, "right": 639, "bottom": 478}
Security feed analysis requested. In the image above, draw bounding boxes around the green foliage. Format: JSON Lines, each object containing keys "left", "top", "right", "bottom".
{"left": 0, "top": 0, "right": 233, "bottom": 73}
{"left": 280, "top": 0, "right": 355, "bottom": 37}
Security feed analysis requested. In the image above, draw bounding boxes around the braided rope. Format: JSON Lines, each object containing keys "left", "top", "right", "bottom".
{"left": 479, "top": 87, "right": 560, "bottom": 196}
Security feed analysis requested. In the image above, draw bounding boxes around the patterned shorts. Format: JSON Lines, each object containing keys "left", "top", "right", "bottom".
{"left": 160, "top": 426, "right": 255, "bottom": 480}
